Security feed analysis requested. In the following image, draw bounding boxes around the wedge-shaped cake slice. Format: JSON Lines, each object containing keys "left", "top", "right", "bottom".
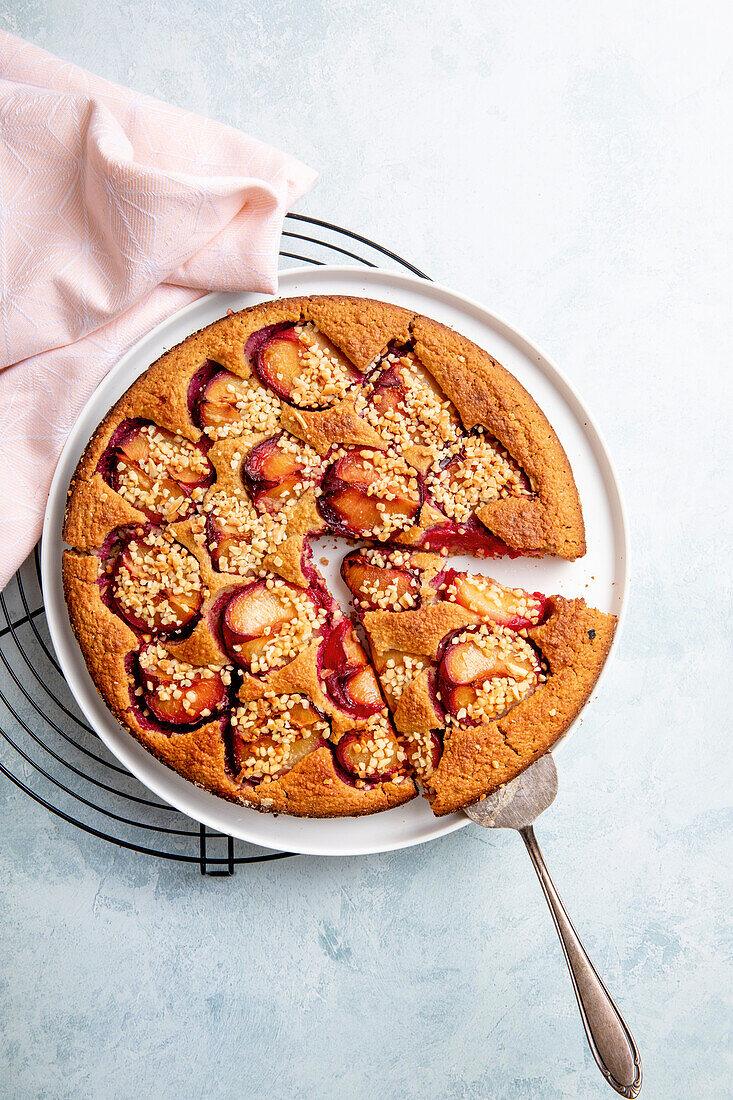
{"left": 342, "top": 547, "right": 616, "bottom": 815}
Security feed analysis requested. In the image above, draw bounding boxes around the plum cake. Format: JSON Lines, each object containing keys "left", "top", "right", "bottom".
{"left": 62, "top": 294, "right": 614, "bottom": 818}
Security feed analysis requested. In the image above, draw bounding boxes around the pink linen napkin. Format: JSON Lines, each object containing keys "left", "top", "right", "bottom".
{"left": 0, "top": 32, "right": 317, "bottom": 590}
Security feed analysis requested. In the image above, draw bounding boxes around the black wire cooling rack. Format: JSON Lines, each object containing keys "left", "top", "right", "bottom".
{"left": 0, "top": 215, "right": 427, "bottom": 875}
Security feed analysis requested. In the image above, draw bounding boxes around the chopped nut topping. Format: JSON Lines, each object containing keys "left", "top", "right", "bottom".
{"left": 232, "top": 693, "right": 328, "bottom": 781}
{"left": 329, "top": 447, "right": 421, "bottom": 541}
{"left": 288, "top": 323, "right": 356, "bottom": 407}
{"left": 356, "top": 349, "right": 461, "bottom": 456}
{"left": 242, "top": 578, "right": 328, "bottom": 675}
{"left": 139, "top": 644, "right": 227, "bottom": 682}
{"left": 363, "top": 547, "right": 411, "bottom": 569}
{"left": 444, "top": 625, "right": 540, "bottom": 724}
{"left": 202, "top": 375, "right": 281, "bottom": 440}
{"left": 114, "top": 423, "right": 210, "bottom": 520}
{"left": 204, "top": 490, "right": 289, "bottom": 575}
{"left": 137, "top": 644, "right": 231, "bottom": 715}
{"left": 425, "top": 430, "right": 531, "bottom": 522}
{"left": 112, "top": 530, "right": 204, "bottom": 631}
{"left": 354, "top": 548, "right": 420, "bottom": 611}
{"left": 336, "top": 711, "right": 406, "bottom": 778}
{"left": 380, "top": 654, "right": 426, "bottom": 702}
{"left": 405, "top": 729, "right": 438, "bottom": 777}
{"left": 244, "top": 430, "right": 325, "bottom": 511}
{"left": 359, "top": 574, "right": 418, "bottom": 611}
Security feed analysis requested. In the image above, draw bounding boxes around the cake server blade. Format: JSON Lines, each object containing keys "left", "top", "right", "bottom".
{"left": 463, "top": 753, "right": 642, "bottom": 1097}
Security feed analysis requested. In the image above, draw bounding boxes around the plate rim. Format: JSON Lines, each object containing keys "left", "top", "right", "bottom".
{"left": 41, "top": 264, "right": 629, "bottom": 857}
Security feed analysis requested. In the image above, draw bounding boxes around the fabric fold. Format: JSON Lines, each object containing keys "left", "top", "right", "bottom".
{"left": 0, "top": 31, "right": 317, "bottom": 590}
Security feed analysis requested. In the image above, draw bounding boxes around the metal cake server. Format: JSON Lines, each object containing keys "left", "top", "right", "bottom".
{"left": 464, "top": 753, "right": 642, "bottom": 1097}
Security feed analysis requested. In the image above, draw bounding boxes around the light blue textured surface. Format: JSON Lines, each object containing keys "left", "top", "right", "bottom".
{"left": 1, "top": 2, "right": 731, "bottom": 1098}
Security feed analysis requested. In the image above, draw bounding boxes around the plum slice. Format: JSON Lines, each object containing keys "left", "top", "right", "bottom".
{"left": 221, "top": 577, "right": 328, "bottom": 674}
{"left": 325, "top": 664, "right": 384, "bottom": 718}
{"left": 418, "top": 515, "right": 517, "bottom": 559}
{"left": 437, "top": 625, "right": 541, "bottom": 723}
{"left": 203, "top": 490, "right": 289, "bottom": 576}
{"left": 230, "top": 693, "right": 329, "bottom": 783}
{"left": 110, "top": 530, "right": 204, "bottom": 635}
{"left": 248, "top": 322, "right": 360, "bottom": 409}
{"left": 320, "top": 620, "right": 384, "bottom": 719}
{"left": 318, "top": 447, "right": 422, "bottom": 540}
{"left": 341, "top": 548, "right": 421, "bottom": 611}
{"left": 137, "top": 644, "right": 229, "bottom": 726}
{"left": 104, "top": 420, "right": 213, "bottom": 523}
{"left": 439, "top": 570, "right": 548, "bottom": 629}
{"left": 335, "top": 666, "right": 383, "bottom": 711}
{"left": 333, "top": 714, "right": 406, "bottom": 783}
{"left": 189, "top": 364, "right": 281, "bottom": 440}
{"left": 319, "top": 618, "right": 365, "bottom": 672}
{"left": 424, "top": 429, "right": 531, "bottom": 525}
{"left": 242, "top": 431, "right": 324, "bottom": 513}
{"left": 358, "top": 349, "right": 461, "bottom": 456}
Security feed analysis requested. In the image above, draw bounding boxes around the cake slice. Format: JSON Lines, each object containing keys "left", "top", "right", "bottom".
{"left": 342, "top": 547, "right": 616, "bottom": 815}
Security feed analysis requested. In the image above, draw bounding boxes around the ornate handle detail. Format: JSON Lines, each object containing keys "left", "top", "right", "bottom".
{"left": 520, "top": 825, "right": 642, "bottom": 1097}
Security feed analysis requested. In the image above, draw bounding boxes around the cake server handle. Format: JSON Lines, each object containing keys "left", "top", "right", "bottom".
{"left": 520, "top": 825, "right": 642, "bottom": 1097}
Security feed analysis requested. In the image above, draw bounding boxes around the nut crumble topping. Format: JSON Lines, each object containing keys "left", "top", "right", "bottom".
{"left": 356, "top": 350, "right": 461, "bottom": 456}
{"left": 115, "top": 423, "right": 210, "bottom": 520}
{"left": 231, "top": 693, "right": 329, "bottom": 780}
{"left": 204, "top": 490, "right": 289, "bottom": 575}
{"left": 202, "top": 375, "right": 281, "bottom": 440}
{"left": 444, "top": 625, "right": 540, "bottom": 724}
{"left": 287, "top": 323, "right": 356, "bottom": 408}
{"left": 112, "top": 530, "right": 204, "bottom": 631}
{"left": 425, "top": 429, "right": 531, "bottom": 522}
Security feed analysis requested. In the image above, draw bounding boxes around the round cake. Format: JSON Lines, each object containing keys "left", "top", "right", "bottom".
{"left": 62, "top": 295, "right": 615, "bottom": 817}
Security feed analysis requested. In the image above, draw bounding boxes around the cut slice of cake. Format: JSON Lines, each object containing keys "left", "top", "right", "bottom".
{"left": 342, "top": 547, "right": 616, "bottom": 815}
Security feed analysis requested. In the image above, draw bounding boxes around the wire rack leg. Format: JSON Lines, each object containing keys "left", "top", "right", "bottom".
{"left": 199, "top": 826, "right": 235, "bottom": 876}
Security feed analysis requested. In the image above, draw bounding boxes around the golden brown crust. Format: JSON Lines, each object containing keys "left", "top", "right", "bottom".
{"left": 62, "top": 550, "right": 137, "bottom": 718}
{"left": 304, "top": 296, "right": 414, "bottom": 369}
{"left": 393, "top": 670, "right": 443, "bottom": 734}
{"left": 64, "top": 472, "right": 144, "bottom": 552}
{"left": 410, "top": 314, "right": 586, "bottom": 559}
{"left": 256, "top": 748, "right": 416, "bottom": 818}
{"left": 280, "top": 396, "right": 384, "bottom": 455}
{"left": 62, "top": 294, "right": 598, "bottom": 819}
{"left": 363, "top": 604, "right": 479, "bottom": 660}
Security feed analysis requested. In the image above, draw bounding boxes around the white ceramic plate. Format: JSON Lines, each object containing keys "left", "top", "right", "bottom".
{"left": 42, "top": 266, "right": 628, "bottom": 857}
